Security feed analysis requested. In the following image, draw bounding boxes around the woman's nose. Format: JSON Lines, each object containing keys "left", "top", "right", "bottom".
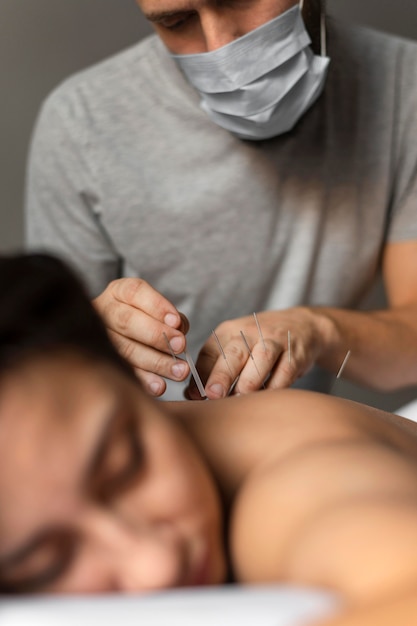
{"left": 82, "top": 511, "right": 188, "bottom": 592}
{"left": 199, "top": 9, "right": 243, "bottom": 52}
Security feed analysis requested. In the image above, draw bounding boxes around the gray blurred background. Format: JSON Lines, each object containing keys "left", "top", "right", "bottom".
{"left": 1, "top": 0, "right": 417, "bottom": 410}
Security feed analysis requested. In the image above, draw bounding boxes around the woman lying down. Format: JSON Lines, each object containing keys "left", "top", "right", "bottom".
{"left": 1, "top": 254, "right": 417, "bottom": 626}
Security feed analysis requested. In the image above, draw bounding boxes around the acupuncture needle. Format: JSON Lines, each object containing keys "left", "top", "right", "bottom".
{"left": 331, "top": 350, "right": 352, "bottom": 393}
{"left": 240, "top": 330, "right": 266, "bottom": 389}
{"left": 287, "top": 330, "right": 292, "bottom": 365}
{"left": 212, "top": 330, "right": 234, "bottom": 377}
{"left": 253, "top": 312, "right": 267, "bottom": 352}
{"left": 336, "top": 350, "right": 351, "bottom": 379}
{"left": 164, "top": 332, "right": 207, "bottom": 399}
{"left": 212, "top": 330, "right": 240, "bottom": 396}
{"left": 163, "top": 332, "right": 177, "bottom": 361}
{"left": 184, "top": 349, "right": 207, "bottom": 399}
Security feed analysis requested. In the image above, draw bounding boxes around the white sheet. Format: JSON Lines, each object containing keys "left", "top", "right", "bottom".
{"left": 0, "top": 585, "right": 339, "bottom": 626}
{"left": 395, "top": 399, "right": 417, "bottom": 423}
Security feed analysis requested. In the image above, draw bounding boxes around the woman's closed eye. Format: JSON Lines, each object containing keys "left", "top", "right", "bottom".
{"left": 87, "top": 410, "right": 144, "bottom": 503}
{"left": 0, "top": 529, "right": 78, "bottom": 594}
{"left": 0, "top": 408, "right": 144, "bottom": 594}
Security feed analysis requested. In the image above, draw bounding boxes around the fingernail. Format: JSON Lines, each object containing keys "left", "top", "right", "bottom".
{"left": 208, "top": 384, "right": 225, "bottom": 399}
{"left": 150, "top": 382, "right": 163, "bottom": 396}
{"left": 165, "top": 313, "right": 179, "bottom": 328}
{"left": 172, "top": 363, "right": 187, "bottom": 379}
{"left": 170, "top": 336, "right": 183, "bottom": 353}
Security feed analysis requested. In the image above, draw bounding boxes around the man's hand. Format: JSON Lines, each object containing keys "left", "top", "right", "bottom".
{"left": 186, "top": 308, "right": 331, "bottom": 400}
{"left": 94, "top": 278, "right": 190, "bottom": 396}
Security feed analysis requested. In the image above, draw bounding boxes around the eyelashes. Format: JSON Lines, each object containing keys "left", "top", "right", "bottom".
{"left": 88, "top": 413, "right": 144, "bottom": 504}
{"left": 159, "top": 12, "right": 197, "bottom": 31}
{"left": 0, "top": 410, "right": 144, "bottom": 594}
{"left": 0, "top": 529, "right": 78, "bottom": 595}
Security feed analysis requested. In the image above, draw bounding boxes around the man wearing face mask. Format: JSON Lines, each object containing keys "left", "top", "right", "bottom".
{"left": 26, "top": 0, "right": 417, "bottom": 401}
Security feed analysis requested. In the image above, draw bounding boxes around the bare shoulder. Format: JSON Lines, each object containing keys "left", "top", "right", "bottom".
{"left": 169, "top": 391, "right": 417, "bottom": 607}
{"left": 226, "top": 398, "right": 417, "bottom": 603}
{"left": 166, "top": 390, "right": 369, "bottom": 497}
{"left": 168, "top": 389, "right": 417, "bottom": 479}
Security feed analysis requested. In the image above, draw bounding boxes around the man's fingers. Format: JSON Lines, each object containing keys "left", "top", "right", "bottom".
{"left": 233, "top": 340, "right": 280, "bottom": 395}
{"left": 266, "top": 362, "right": 299, "bottom": 390}
{"left": 107, "top": 277, "right": 183, "bottom": 328}
{"left": 185, "top": 337, "right": 219, "bottom": 400}
{"left": 266, "top": 339, "right": 312, "bottom": 390}
{"left": 108, "top": 330, "right": 190, "bottom": 382}
{"left": 94, "top": 279, "right": 191, "bottom": 377}
{"left": 103, "top": 300, "right": 186, "bottom": 354}
{"left": 191, "top": 335, "right": 278, "bottom": 400}
{"left": 133, "top": 369, "right": 167, "bottom": 397}
{"left": 204, "top": 339, "right": 250, "bottom": 398}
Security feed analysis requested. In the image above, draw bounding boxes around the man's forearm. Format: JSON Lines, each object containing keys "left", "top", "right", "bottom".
{"left": 315, "top": 303, "right": 417, "bottom": 391}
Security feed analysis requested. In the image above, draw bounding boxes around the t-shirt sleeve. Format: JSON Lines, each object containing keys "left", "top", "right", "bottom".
{"left": 387, "top": 42, "right": 417, "bottom": 243}
{"left": 24, "top": 88, "right": 120, "bottom": 298}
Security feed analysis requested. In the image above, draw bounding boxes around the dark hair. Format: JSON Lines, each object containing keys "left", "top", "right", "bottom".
{"left": 0, "top": 253, "right": 135, "bottom": 379}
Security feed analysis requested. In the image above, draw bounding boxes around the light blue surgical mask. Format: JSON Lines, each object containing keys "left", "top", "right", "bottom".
{"left": 171, "top": 3, "right": 330, "bottom": 140}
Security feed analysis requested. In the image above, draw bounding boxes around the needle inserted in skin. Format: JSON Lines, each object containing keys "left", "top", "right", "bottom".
{"left": 253, "top": 312, "right": 267, "bottom": 352}
{"left": 336, "top": 350, "right": 351, "bottom": 379}
{"left": 184, "top": 350, "right": 207, "bottom": 399}
{"left": 212, "top": 330, "right": 239, "bottom": 396}
{"left": 288, "top": 330, "right": 292, "bottom": 365}
{"left": 331, "top": 350, "right": 352, "bottom": 393}
{"left": 240, "top": 330, "right": 266, "bottom": 389}
{"left": 212, "top": 330, "right": 234, "bottom": 378}
{"left": 163, "top": 332, "right": 177, "bottom": 361}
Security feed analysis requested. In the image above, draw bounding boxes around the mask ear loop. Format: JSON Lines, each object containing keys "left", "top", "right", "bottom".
{"left": 299, "top": 0, "right": 327, "bottom": 57}
{"left": 320, "top": 0, "right": 327, "bottom": 57}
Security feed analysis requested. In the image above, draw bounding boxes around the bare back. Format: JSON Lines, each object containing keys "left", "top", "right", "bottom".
{"left": 172, "top": 390, "right": 417, "bottom": 606}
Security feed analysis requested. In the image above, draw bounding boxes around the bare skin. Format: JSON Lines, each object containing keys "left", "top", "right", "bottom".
{"left": 139, "top": 0, "right": 296, "bottom": 54}
{"left": 92, "top": 1, "right": 417, "bottom": 401}
{"left": 93, "top": 279, "right": 191, "bottom": 397}
{"left": 0, "top": 354, "right": 225, "bottom": 593}
{"left": 172, "top": 390, "right": 417, "bottom": 605}
{"left": 2, "top": 351, "right": 417, "bottom": 626}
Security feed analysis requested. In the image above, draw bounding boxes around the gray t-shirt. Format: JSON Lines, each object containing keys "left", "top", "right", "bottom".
{"left": 25, "top": 18, "right": 417, "bottom": 399}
